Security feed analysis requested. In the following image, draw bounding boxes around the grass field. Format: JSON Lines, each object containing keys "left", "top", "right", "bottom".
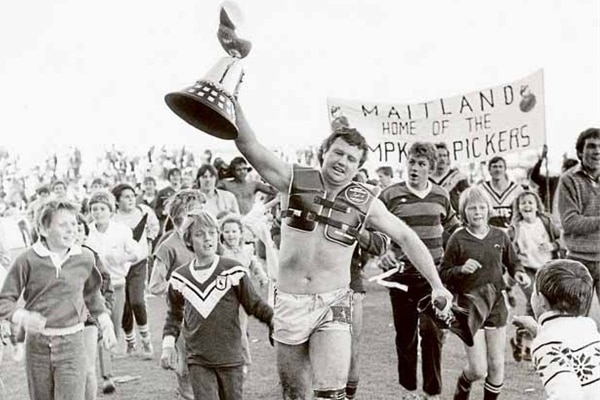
{"left": 1, "top": 266, "right": 599, "bottom": 399}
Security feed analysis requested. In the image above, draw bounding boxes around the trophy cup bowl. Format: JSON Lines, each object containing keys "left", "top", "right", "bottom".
{"left": 165, "top": 2, "right": 250, "bottom": 140}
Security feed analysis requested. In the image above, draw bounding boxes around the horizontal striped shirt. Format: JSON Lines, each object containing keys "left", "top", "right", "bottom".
{"left": 379, "top": 182, "right": 459, "bottom": 273}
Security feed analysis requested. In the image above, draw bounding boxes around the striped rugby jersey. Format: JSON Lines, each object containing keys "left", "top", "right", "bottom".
{"left": 479, "top": 180, "right": 524, "bottom": 229}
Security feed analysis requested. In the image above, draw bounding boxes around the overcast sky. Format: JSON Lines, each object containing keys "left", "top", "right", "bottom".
{"left": 0, "top": 0, "right": 598, "bottom": 166}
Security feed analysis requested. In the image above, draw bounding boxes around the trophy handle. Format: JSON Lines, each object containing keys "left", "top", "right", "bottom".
{"left": 233, "top": 70, "right": 245, "bottom": 100}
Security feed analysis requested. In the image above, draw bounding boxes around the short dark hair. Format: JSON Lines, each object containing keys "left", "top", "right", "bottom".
{"left": 575, "top": 128, "right": 600, "bottom": 162}
{"left": 111, "top": 183, "right": 136, "bottom": 203}
{"left": 167, "top": 168, "right": 182, "bottom": 180}
{"left": 196, "top": 164, "right": 218, "bottom": 182}
{"left": 318, "top": 126, "right": 369, "bottom": 167}
{"left": 375, "top": 166, "right": 393, "bottom": 178}
{"left": 535, "top": 259, "right": 593, "bottom": 316}
{"left": 487, "top": 156, "right": 506, "bottom": 170}
{"left": 36, "top": 185, "right": 50, "bottom": 195}
{"left": 76, "top": 213, "right": 89, "bottom": 236}
{"left": 51, "top": 180, "right": 67, "bottom": 190}
{"left": 229, "top": 156, "right": 248, "bottom": 170}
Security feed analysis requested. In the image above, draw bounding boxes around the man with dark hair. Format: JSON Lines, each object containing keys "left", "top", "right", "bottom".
{"left": 379, "top": 141, "right": 460, "bottom": 400}
{"left": 218, "top": 156, "right": 276, "bottom": 215}
{"left": 375, "top": 166, "right": 394, "bottom": 188}
{"left": 155, "top": 167, "right": 183, "bottom": 232}
{"left": 232, "top": 105, "right": 452, "bottom": 400}
{"left": 430, "top": 142, "right": 469, "bottom": 213}
{"left": 557, "top": 127, "right": 600, "bottom": 306}
{"left": 479, "top": 156, "right": 524, "bottom": 229}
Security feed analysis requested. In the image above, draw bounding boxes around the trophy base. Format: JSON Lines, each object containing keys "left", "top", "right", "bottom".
{"left": 165, "top": 81, "right": 238, "bottom": 140}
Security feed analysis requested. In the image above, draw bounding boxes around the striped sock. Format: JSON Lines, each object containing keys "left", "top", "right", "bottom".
{"left": 345, "top": 380, "right": 358, "bottom": 399}
{"left": 138, "top": 324, "right": 150, "bottom": 340}
{"left": 483, "top": 379, "right": 502, "bottom": 400}
{"left": 453, "top": 372, "right": 473, "bottom": 400}
{"left": 124, "top": 331, "right": 136, "bottom": 344}
{"left": 314, "top": 388, "right": 346, "bottom": 399}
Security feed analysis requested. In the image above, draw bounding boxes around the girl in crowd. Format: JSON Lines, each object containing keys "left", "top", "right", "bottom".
{"left": 111, "top": 183, "right": 159, "bottom": 359}
{"left": 507, "top": 190, "right": 563, "bottom": 361}
{"left": 440, "top": 187, "right": 530, "bottom": 400}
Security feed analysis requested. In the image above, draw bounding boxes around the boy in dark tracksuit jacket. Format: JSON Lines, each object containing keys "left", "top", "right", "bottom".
{"left": 161, "top": 210, "right": 273, "bottom": 400}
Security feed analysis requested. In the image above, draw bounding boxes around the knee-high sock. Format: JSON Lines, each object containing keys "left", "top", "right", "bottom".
{"left": 453, "top": 372, "right": 474, "bottom": 400}
{"left": 345, "top": 380, "right": 358, "bottom": 399}
{"left": 314, "top": 388, "right": 346, "bottom": 399}
{"left": 484, "top": 379, "right": 502, "bottom": 400}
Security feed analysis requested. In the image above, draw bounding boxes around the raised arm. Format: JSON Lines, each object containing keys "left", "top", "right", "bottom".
{"left": 234, "top": 103, "right": 292, "bottom": 192}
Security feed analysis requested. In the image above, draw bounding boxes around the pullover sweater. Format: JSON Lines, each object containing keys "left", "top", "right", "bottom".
{"left": 0, "top": 242, "right": 106, "bottom": 329}
{"left": 532, "top": 313, "right": 600, "bottom": 400}
{"left": 557, "top": 166, "right": 600, "bottom": 261}
{"left": 163, "top": 256, "right": 273, "bottom": 368}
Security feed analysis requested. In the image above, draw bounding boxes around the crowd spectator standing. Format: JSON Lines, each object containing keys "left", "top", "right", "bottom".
{"left": 195, "top": 164, "right": 239, "bottom": 218}
{"left": 375, "top": 166, "right": 394, "bottom": 188}
{"left": 529, "top": 144, "right": 578, "bottom": 214}
{"left": 111, "top": 184, "right": 160, "bottom": 359}
{"left": 155, "top": 168, "right": 183, "bottom": 232}
{"left": 430, "top": 142, "right": 470, "bottom": 213}
{"left": 218, "top": 157, "right": 275, "bottom": 216}
{"left": 557, "top": 128, "right": 600, "bottom": 309}
{"left": 479, "top": 156, "right": 524, "bottom": 229}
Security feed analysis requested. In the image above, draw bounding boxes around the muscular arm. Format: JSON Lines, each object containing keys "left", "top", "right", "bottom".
{"left": 234, "top": 103, "right": 292, "bottom": 192}
{"left": 366, "top": 199, "right": 445, "bottom": 291}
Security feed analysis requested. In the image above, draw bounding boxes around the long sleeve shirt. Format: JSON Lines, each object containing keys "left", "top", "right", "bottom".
{"left": 557, "top": 166, "right": 600, "bottom": 261}
{"left": 163, "top": 256, "right": 273, "bottom": 368}
{"left": 85, "top": 221, "right": 144, "bottom": 286}
{"left": 0, "top": 242, "right": 106, "bottom": 329}
{"left": 440, "top": 227, "right": 524, "bottom": 293}
{"left": 532, "top": 312, "right": 600, "bottom": 400}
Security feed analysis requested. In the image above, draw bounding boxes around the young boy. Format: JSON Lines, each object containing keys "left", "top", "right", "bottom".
{"left": 0, "top": 199, "right": 116, "bottom": 400}
{"left": 514, "top": 259, "right": 600, "bottom": 400}
{"left": 160, "top": 210, "right": 273, "bottom": 400}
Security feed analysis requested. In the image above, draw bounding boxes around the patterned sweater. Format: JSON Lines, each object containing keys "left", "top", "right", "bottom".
{"left": 532, "top": 313, "right": 600, "bottom": 400}
{"left": 557, "top": 166, "right": 600, "bottom": 261}
{"left": 163, "top": 256, "right": 272, "bottom": 368}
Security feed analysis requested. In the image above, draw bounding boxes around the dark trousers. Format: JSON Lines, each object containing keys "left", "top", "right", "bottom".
{"left": 122, "top": 259, "right": 148, "bottom": 333}
{"left": 389, "top": 277, "right": 443, "bottom": 396}
{"left": 188, "top": 364, "right": 243, "bottom": 400}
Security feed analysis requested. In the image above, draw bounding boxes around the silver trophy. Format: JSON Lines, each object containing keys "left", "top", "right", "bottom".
{"left": 165, "top": 2, "right": 251, "bottom": 140}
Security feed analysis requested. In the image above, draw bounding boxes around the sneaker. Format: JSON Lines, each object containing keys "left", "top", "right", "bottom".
{"left": 141, "top": 338, "right": 154, "bottom": 360}
{"left": 125, "top": 341, "right": 138, "bottom": 356}
{"left": 102, "top": 377, "right": 116, "bottom": 394}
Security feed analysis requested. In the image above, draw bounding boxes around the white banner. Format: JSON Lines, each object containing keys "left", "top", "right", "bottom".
{"left": 327, "top": 70, "right": 546, "bottom": 164}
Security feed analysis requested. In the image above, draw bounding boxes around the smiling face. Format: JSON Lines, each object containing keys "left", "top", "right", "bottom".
{"left": 464, "top": 201, "right": 489, "bottom": 230}
{"left": 221, "top": 221, "right": 242, "bottom": 248}
{"left": 518, "top": 193, "right": 538, "bottom": 221}
{"left": 190, "top": 225, "right": 218, "bottom": 260}
{"left": 39, "top": 209, "right": 78, "bottom": 252}
{"left": 580, "top": 137, "right": 600, "bottom": 174}
{"left": 407, "top": 155, "right": 432, "bottom": 190}
{"left": 321, "top": 138, "right": 363, "bottom": 187}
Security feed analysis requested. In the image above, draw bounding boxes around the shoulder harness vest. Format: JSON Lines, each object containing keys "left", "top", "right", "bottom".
{"left": 282, "top": 165, "right": 379, "bottom": 246}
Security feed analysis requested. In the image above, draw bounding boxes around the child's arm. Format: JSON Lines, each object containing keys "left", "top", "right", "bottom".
{"left": 439, "top": 233, "right": 465, "bottom": 289}
{"left": 532, "top": 341, "right": 585, "bottom": 400}
{"left": 236, "top": 273, "right": 273, "bottom": 326}
{"left": 0, "top": 256, "right": 28, "bottom": 322}
{"left": 161, "top": 284, "right": 185, "bottom": 369}
{"left": 248, "top": 257, "right": 269, "bottom": 286}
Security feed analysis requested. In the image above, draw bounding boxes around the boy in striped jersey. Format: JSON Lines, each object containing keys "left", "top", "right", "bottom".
{"left": 379, "top": 142, "right": 461, "bottom": 400}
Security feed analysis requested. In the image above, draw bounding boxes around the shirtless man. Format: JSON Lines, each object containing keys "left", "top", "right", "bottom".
{"left": 233, "top": 104, "right": 453, "bottom": 400}
{"left": 218, "top": 156, "right": 276, "bottom": 215}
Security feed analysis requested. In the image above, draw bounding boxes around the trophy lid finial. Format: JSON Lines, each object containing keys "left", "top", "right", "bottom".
{"left": 218, "top": 2, "right": 252, "bottom": 59}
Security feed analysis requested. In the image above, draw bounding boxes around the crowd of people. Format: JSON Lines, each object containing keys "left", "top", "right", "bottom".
{"left": 0, "top": 123, "right": 598, "bottom": 400}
